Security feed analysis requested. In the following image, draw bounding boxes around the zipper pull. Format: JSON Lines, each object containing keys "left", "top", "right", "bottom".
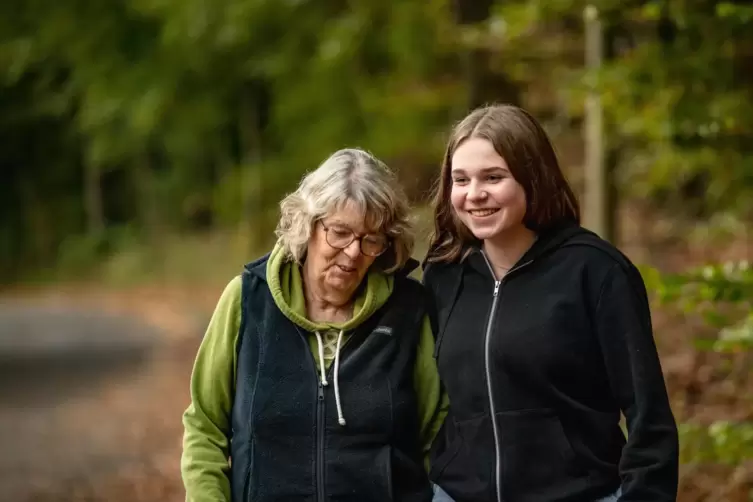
{"left": 493, "top": 281, "right": 500, "bottom": 297}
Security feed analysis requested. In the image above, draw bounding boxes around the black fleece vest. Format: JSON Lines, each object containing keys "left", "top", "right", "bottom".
{"left": 230, "top": 256, "right": 432, "bottom": 502}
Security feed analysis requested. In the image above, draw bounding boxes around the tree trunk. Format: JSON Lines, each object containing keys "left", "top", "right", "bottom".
{"left": 454, "top": 0, "right": 521, "bottom": 112}
{"left": 132, "top": 151, "right": 160, "bottom": 242}
{"left": 84, "top": 158, "right": 105, "bottom": 236}
{"left": 583, "top": 6, "right": 617, "bottom": 243}
{"left": 238, "top": 82, "right": 262, "bottom": 226}
{"left": 237, "top": 79, "right": 270, "bottom": 251}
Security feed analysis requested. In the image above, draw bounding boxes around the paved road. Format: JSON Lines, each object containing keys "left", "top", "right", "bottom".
{"left": 0, "top": 303, "right": 157, "bottom": 403}
{"left": 0, "top": 300, "right": 193, "bottom": 501}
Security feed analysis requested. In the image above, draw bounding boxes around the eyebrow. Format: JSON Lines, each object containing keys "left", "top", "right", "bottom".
{"left": 326, "top": 219, "right": 378, "bottom": 235}
{"left": 451, "top": 166, "right": 510, "bottom": 175}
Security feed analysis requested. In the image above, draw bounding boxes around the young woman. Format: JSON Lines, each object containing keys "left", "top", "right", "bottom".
{"left": 423, "top": 104, "right": 678, "bottom": 502}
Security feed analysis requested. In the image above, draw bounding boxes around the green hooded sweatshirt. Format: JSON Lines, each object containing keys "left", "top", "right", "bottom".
{"left": 181, "top": 244, "right": 448, "bottom": 502}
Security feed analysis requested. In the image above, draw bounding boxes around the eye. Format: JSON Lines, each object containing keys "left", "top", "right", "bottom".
{"left": 364, "top": 234, "right": 386, "bottom": 246}
{"left": 487, "top": 174, "right": 505, "bottom": 182}
{"left": 452, "top": 176, "right": 469, "bottom": 185}
{"left": 330, "top": 227, "right": 352, "bottom": 238}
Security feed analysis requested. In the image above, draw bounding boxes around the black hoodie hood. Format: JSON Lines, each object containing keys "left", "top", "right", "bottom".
{"left": 423, "top": 221, "right": 591, "bottom": 272}
{"left": 465, "top": 222, "right": 592, "bottom": 275}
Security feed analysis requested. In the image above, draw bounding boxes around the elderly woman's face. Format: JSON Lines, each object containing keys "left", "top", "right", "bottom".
{"left": 307, "top": 201, "right": 386, "bottom": 297}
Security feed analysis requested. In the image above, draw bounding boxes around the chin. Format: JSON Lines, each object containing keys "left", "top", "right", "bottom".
{"left": 470, "top": 229, "right": 500, "bottom": 241}
{"left": 466, "top": 222, "right": 515, "bottom": 241}
{"left": 326, "top": 276, "right": 357, "bottom": 292}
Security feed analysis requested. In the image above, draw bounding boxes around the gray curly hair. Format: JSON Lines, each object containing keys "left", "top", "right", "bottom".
{"left": 275, "top": 148, "right": 415, "bottom": 273}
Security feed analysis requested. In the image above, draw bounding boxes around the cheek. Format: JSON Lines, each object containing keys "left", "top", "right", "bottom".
{"left": 512, "top": 186, "right": 528, "bottom": 214}
{"left": 359, "top": 256, "right": 376, "bottom": 274}
{"left": 449, "top": 187, "right": 465, "bottom": 211}
{"left": 503, "top": 189, "right": 528, "bottom": 224}
{"left": 309, "top": 238, "right": 336, "bottom": 268}
{"left": 497, "top": 183, "right": 526, "bottom": 208}
{"left": 322, "top": 246, "right": 341, "bottom": 262}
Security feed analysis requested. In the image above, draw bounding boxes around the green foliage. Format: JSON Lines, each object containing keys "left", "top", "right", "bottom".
{"left": 647, "top": 260, "right": 753, "bottom": 465}
{"left": 680, "top": 421, "right": 753, "bottom": 465}
{"left": 492, "top": 0, "right": 753, "bottom": 217}
{"left": 2, "top": 0, "right": 753, "bottom": 286}
{"left": 0, "top": 0, "right": 467, "bottom": 281}
{"left": 654, "top": 261, "right": 753, "bottom": 312}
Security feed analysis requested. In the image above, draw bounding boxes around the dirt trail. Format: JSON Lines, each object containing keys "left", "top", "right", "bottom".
{"left": 0, "top": 290, "right": 212, "bottom": 501}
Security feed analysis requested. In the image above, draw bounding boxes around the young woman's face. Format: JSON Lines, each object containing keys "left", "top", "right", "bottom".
{"left": 449, "top": 137, "right": 528, "bottom": 241}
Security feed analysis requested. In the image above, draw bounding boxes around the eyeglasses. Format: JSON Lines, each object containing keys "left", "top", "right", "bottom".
{"left": 320, "top": 222, "right": 389, "bottom": 257}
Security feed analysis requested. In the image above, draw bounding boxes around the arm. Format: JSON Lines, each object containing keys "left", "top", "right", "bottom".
{"left": 594, "top": 264, "right": 679, "bottom": 501}
{"left": 414, "top": 314, "right": 450, "bottom": 472}
{"left": 420, "top": 264, "right": 439, "bottom": 337}
{"left": 181, "top": 276, "right": 242, "bottom": 502}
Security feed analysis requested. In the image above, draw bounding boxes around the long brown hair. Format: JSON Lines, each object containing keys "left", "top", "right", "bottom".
{"left": 426, "top": 104, "right": 580, "bottom": 264}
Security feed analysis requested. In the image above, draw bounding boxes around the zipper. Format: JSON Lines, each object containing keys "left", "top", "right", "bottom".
{"left": 294, "top": 326, "right": 332, "bottom": 502}
{"left": 483, "top": 278, "right": 503, "bottom": 502}
{"left": 316, "top": 382, "right": 326, "bottom": 502}
{"left": 295, "top": 326, "right": 357, "bottom": 502}
{"left": 480, "top": 255, "right": 532, "bottom": 502}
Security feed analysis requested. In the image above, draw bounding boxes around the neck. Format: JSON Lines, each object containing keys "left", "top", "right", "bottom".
{"left": 482, "top": 225, "right": 537, "bottom": 280}
{"left": 301, "top": 261, "right": 353, "bottom": 323}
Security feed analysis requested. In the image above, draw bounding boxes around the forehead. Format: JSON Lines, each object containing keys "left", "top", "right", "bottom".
{"left": 451, "top": 137, "right": 508, "bottom": 172}
{"left": 323, "top": 199, "right": 380, "bottom": 233}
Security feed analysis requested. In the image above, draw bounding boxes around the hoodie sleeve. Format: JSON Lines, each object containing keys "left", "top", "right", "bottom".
{"left": 414, "top": 314, "right": 450, "bottom": 472}
{"left": 181, "top": 276, "right": 242, "bottom": 502}
{"left": 594, "top": 263, "right": 679, "bottom": 501}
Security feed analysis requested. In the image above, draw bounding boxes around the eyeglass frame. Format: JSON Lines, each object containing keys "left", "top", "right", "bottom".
{"left": 318, "top": 221, "right": 391, "bottom": 257}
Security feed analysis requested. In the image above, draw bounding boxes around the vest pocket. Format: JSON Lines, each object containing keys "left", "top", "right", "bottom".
{"left": 241, "top": 463, "right": 252, "bottom": 502}
{"left": 428, "top": 423, "right": 462, "bottom": 480}
{"left": 496, "top": 408, "right": 587, "bottom": 500}
{"left": 241, "top": 438, "right": 254, "bottom": 502}
{"left": 385, "top": 445, "right": 395, "bottom": 501}
{"left": 430, "top": 414, "right": 493, "bottom": 500}
{"left": 230, "top": 435, "right": 254, "bottom": 502}
{"left": 327, "top": 444, "right": 394, "bottom": 502}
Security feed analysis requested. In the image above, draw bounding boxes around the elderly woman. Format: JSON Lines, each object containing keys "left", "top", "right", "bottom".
{"left": 181, "top": 148, "right": 447, "bottom": 502}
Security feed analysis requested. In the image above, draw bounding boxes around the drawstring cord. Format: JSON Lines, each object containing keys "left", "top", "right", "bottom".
{"left": 314, "top": 329, "right": 346, "bottom": 426}
{"left": 333, "top": 330, "right": 346, "bottom": 426}
{"left": 314, "top": 331, "right": 329, "bottom": 386}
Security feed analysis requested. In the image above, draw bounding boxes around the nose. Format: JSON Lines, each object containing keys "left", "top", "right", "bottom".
{"left": 467, "top": 180, "right": 486, "bottom": 202}
{"left": 342, "top": 239, "right": 362, "bottom": 260}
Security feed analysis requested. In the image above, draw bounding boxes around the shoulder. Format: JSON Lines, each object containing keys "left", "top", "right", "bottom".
{"left": 239, "top": 251, "right": 275, "bottom": 297}
{"left": 393, "top": 274, "right": 431, "bottom": 308}
{"left": 394, "top": 273, "right": 423, "bottom": 292}
{"left": 557, "top": 231, "right": 641, "bottom": 277}
{"left": 242, "top": 252, "right": 272, "bottom": 280}
{"left": 554, "top": 232, "right": 650, "bottom": 307}
{"left": 421, "top": 259, "right": 463, "bottom": 290}
{"left": 217, "top": 275, "right": 243, "bottom": 307}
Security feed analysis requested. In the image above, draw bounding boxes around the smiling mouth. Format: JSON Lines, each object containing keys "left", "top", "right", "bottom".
{"left": 336, "top": 264, "right": 356, "bottom": 273}
{"left": 468, "top": 208, "right": 499, "bottom": 217}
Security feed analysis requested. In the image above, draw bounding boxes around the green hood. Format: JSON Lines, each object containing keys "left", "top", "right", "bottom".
{"left": 266, "top": 243, "right": 394, "bottom": 331}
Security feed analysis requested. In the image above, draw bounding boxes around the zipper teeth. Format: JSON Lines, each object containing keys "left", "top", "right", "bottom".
{"left": 484, "top": 283, "right": 502, "bottom": 502}
{"left": 317, "top": 384, "right": 325, "bottom": 502}
{"left": 295, "top": 326, "right": 331, "bottom": 502}
{"left": 480, "top": 254, "right": 533, "bottom": 502}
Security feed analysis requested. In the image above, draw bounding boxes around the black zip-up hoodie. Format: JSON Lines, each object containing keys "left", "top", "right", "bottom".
{"left": 423, "top": 224, "right": 678, "bottom": 502}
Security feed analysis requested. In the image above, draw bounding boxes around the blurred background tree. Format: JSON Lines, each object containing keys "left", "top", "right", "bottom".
{"left": 1, "top": 1, "right": 752, "bottom": 498}
{"left": 3, "top": 0, "right": 751, "bottom": 278}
